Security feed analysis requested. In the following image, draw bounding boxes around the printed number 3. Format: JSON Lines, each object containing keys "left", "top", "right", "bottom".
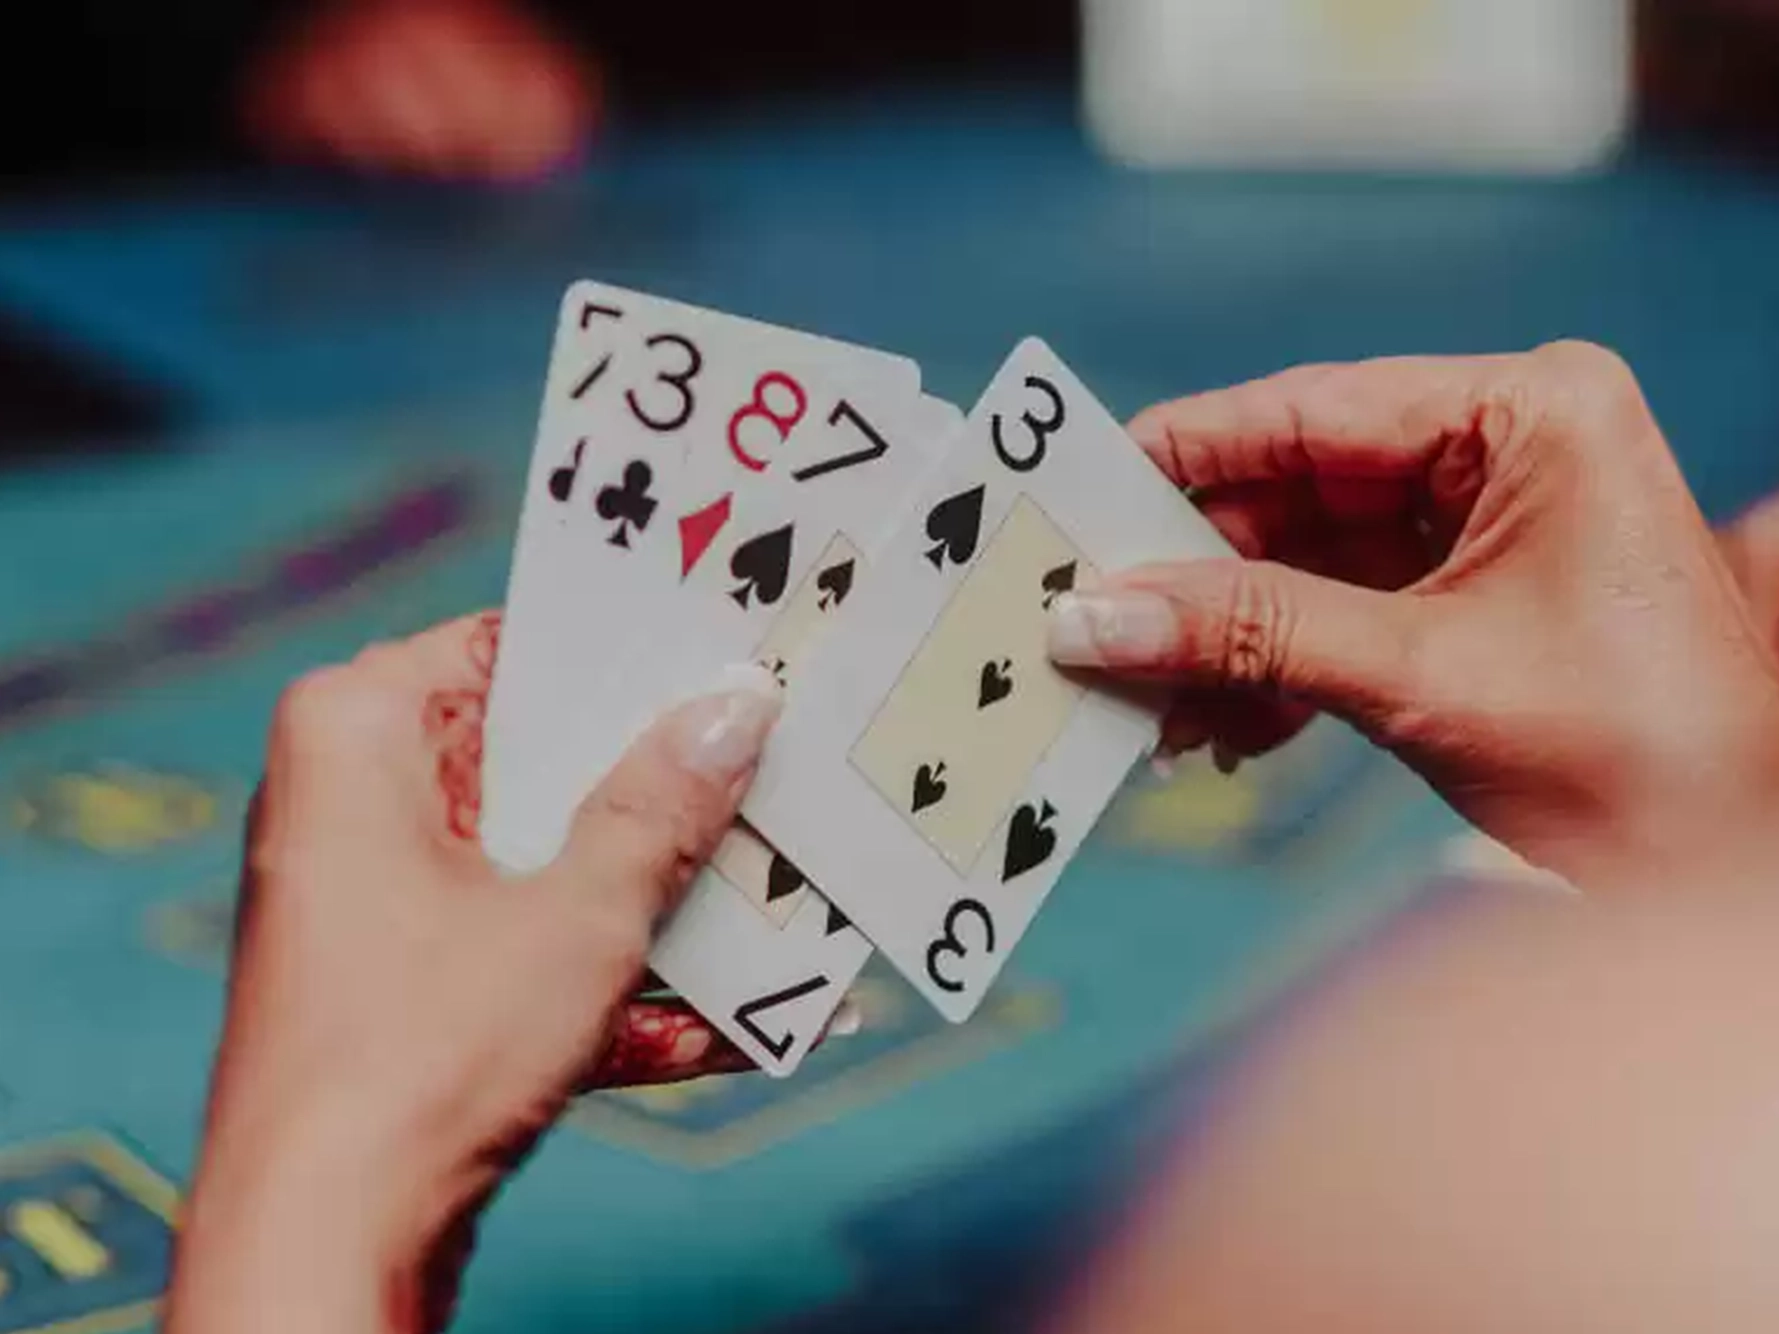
{"left": 627, "top": 333, "right": 703, "bottom": 434}
{"left": 991, "top": 374, "right": 1066, "bottom": 473}
{"left": 925, "top": 898, "right": 997, "bottom": 995}
{"left": 567, "top": 302, "right": 704, "bottom": 436}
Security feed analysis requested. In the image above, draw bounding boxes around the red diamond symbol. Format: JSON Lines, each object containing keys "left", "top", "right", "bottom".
{"left": 678, "top": 494, "right": 732, "bottom": 579}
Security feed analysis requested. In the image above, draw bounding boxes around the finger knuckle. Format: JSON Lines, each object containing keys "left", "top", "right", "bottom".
{"left": 273, "top": 662, "right": 402, "bottom": 752}
{"left": 350, "top": 638, "right": 411, "bottom": 680}
{"left": 1534, "top": 338, "right": 1633, "bottom": 389}
{"left": 1531, "top": 340, "right": 1647, "bottom": 430}
{"left": 273, "top": 665, "right": 352, "bottom": 736}
{"left": 1219, "top": 567, "right": 1296, "bottom": 691}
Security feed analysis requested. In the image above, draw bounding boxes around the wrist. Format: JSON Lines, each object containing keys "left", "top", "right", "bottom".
{"left": 168, "top": 1092, "right": 488, "bottom": 1334}
{"left": 1568, "top": 711, "right": 1779, "bottom": 895}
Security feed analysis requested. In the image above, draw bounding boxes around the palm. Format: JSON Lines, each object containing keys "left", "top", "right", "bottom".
{"left": 1197, "top": 474, "right": 1450, "bottom": 593}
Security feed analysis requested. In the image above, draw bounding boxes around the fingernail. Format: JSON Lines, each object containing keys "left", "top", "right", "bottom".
{"left": 1047, "top": 592, "right": 1176, "bottom": 667}
{"left": 1212, "top": 741, "right": 1243, "bottom": 777}
{"left": 828, "top": 998, "right": 864, "bottom": 1038}
{"left": 671, "top": 663, "right": 783, "bottom": 785}
{"left": 1149, "top": 752, "right": 1179, "bottom": 782}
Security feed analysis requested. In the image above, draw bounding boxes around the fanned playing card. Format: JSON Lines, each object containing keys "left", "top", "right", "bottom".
{"left": 482, "top": 282, "right": 922, "bottom": 875}
{"left": 743, "top": 339, "right": 1233, "bottom": 1021}
{"left": 647, "top": 392, "right": 966, "bottom": 1075}
{"left": 483, "top": 276, "right": 962, "bottom": 1074}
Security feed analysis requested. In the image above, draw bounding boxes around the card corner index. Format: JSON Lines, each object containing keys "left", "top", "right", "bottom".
{"left": 557, "top": 278, "right": 599, "bottom": 323}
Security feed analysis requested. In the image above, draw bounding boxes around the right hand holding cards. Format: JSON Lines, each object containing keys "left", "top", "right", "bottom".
{"left": 484, "top": 291, "right": 1232, "bottom": 1072}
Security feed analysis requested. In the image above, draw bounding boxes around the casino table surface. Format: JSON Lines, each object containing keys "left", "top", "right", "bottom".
{"left": 0, "top": 85, "right": 1776, "bottom": 1334}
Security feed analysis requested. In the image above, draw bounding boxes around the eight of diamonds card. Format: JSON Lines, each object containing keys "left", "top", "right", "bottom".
{"left": 742, "top": 338, "right": 1234, "bottom": 1023}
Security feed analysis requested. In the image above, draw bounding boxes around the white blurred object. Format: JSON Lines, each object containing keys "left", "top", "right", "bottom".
{"left": 1082, "top": 0, "right": 1632, "bottom": 173}
{"left": 1441, "top": 830, "right": 1579, "bottom": 896}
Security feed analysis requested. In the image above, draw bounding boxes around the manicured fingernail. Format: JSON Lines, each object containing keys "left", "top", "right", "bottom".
{"left": 828, "top": 998, "right": 864, "bottom": 1038}
{"left": 1047, "top": 592, "right": 1177, "bottom": 667}
{"left": 671, "top": 663, "right": 783, "bottom": 784}
{"left": 1149, "top": 752, "right": 1179, "bottom": 782}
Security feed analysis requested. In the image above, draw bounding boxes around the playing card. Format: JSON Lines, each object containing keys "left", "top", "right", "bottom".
{"left": 743, "top": 339, "right": 1233, "bottom": 1022}
{"left": 650, "top": 822, "right": 872, "bottom": 1075}
{"left": 643, "top": 394, "right": 967, "bottom": 1075}
{"left": 482, "top": 283, "right": 923, "bottom": 875}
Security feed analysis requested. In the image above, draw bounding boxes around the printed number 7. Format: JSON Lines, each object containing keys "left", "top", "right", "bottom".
{"left": 792, "top": 401, "right": 890, "bottom": 483}
{"left": 569, "top": 302, "right": 624, "bottom": 400}
{"left": 733, "top": 974, "right": 831, "bottom": 1062}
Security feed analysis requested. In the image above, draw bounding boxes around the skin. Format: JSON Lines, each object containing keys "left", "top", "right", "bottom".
{"left": 1048, "top": 340, "right": 1779, "bottom": 893}
{"left": 169, "top": 343, "right": 1779, "bottom": 1332}
{"left": 164, "top": 611, "right": 778, "bottom": 1334}
{"left": 243, "top": 0, "right": 598, "bottom": 181}
{"left": 1051, "top": 886, "right": 1779, "bottom": 1334}
{"left": 1035, "top": 342, "right": 1779, "bottom": 1334}
{"left": 1717, "top": 487, "right": 1779, "bottom": 658}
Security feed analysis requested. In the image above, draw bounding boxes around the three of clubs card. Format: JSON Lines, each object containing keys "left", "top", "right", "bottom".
{"left": 484, "top": 285, "right": 1231, "bottom": 1071}
{"left": 484, "top": 282, "right": 954, "bottom": 1074}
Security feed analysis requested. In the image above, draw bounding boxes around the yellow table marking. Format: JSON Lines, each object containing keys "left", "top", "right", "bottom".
{"left": 7, "top": 1201, "right": 111, "bottom": 1280}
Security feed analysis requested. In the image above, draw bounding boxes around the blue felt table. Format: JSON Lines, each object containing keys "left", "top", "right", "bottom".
{"left": 0, "top": 85, "right": 1772, "bottom": 1334}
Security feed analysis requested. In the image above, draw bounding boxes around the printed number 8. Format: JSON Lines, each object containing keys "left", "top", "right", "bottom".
{"left": 729, "top": 372, "right": 809, "bottom": 472}
{"left": 991, "top": 375, "right": 1067, "bottom": 473}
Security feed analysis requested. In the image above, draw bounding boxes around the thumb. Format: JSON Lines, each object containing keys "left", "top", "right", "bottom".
{"left": 1047, "top": 559, "right": 1424, "bottom": 740}
{"left": 535, "top": 664, "right": 783, "bottom": 931}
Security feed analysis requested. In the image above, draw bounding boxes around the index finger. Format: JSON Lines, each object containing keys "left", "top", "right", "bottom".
{"left": 1128, "top": 352, "right": 1529, "bottom": 492}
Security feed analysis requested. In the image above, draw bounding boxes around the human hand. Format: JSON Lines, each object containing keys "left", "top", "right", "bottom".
{"left": 166, "top": 613, "right": 783, "bottom": 1334}
{"left": 242, "top": 0, "right": 598, "bottom": 181}
{"left": 1719, "top": 490, "right": 1779, "bottom": 657}
{"left": 1046, "top": 343, "right": 1779, "bottom": 891}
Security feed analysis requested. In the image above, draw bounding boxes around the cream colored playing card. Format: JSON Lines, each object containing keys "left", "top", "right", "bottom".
{"left": 708, "top": 820, "right": 812, "bottom": 929}
{"left": 751, "top": 534, "right": 864, "bottom": 691}
{"left": 852, "top": 498, "right": 1092, "bottom": 873}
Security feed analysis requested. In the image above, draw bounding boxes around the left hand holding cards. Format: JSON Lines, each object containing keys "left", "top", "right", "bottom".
{"left": 166, "top": 614, "right": 790, "bottom": 1334}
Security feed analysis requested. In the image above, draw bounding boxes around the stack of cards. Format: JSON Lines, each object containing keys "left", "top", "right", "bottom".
{"left": 482, "top": 282, "right": 1231, "bottom": 1075}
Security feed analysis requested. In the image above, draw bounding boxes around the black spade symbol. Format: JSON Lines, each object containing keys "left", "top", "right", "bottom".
{"left": 1002, "top": 799, "right": 1059, "bottom": 882}
{"left": 978, "top": 659, "right": 1015, "bottom": 709}
{"left": 766, "top": 854, "right": 807, "bottom": 904}
{"left": 816, "top": 558, "right": 856, "bottom": 611}
{"left": 911, "top": 762, "right": 949, "bottom": 814}
{"left": 923, "top": 486, "right": 986, "bottom": 571}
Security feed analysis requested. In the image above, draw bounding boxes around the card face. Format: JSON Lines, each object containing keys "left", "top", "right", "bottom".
{"left": 743, "top": 338, "right": 1234, "bottom": 1022}
{"left": 482, "top": 283, "right": 923, "bottom": 875}
{"left": 852, "top": 497, "right": 1092, "bottom": 873}
{"left": 749, "top": 534, "right": 863, "bottom": 691}
{"left": 649, "top": 866, "right": 871, "bottom": 1073}
{"left": 483, "top": 285, "right": 950, "bottom": 1073}
{"left": 646, "top": 400, "right": 967, "bottom": 1075}
{"left": 648, "top": 527, "right": 880, "bottom": 1078}
{"left": 707, "top": 819, "right": 814, "bottom": 928}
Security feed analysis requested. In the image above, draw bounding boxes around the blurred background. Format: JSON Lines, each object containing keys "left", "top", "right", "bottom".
{"left": 1, "top": 3, "right": 1777, "bottom": 1332}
